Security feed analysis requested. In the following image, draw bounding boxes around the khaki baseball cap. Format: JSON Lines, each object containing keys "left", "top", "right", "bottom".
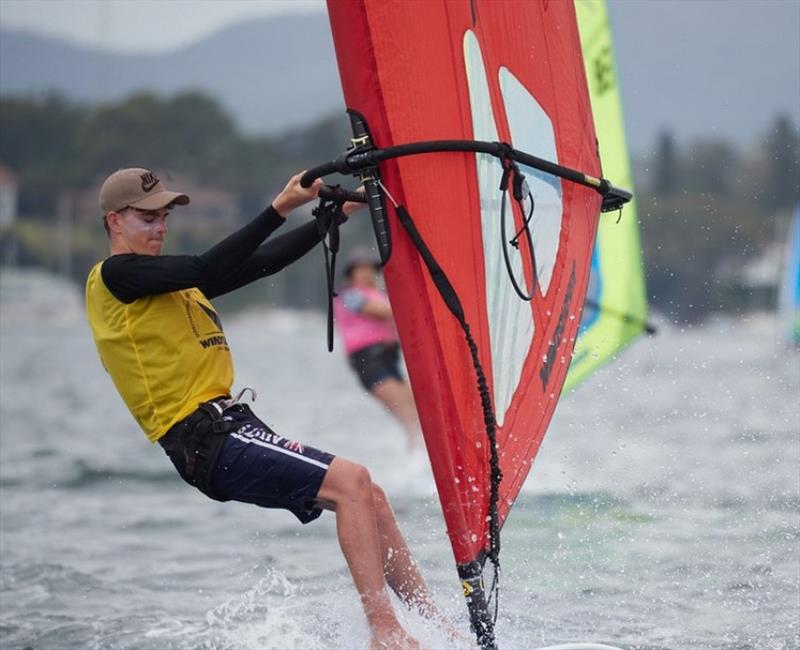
{"left": 99, "top": 168, "right": 190, "bottom": 215}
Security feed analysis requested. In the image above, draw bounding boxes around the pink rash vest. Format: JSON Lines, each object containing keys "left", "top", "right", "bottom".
{"left": 333, "top": 286, "right": 398, "bottom": 355}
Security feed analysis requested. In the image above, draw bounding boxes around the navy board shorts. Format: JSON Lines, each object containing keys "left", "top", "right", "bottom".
{"left": 159, "top": 401, "right": 334, "bottom": 524}
{"left": 348, "top": 342, "right": 404, "bottom": 391}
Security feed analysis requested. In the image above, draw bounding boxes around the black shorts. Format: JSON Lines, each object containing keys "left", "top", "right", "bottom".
{"left": 160, "top": 403, "right": 334, "bottom": 524}
{"left": 348, "top": 342, "right": 403, "bottom": 391}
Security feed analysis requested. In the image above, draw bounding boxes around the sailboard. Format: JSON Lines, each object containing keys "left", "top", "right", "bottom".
{"left": 778, "top": 203, "right": 800, "bottom": 346}
{"left": 308, "top": 1, "right": 632, "bottom": 647}
{"left": 564, "top": 0, "right": 651, "bottom": 393}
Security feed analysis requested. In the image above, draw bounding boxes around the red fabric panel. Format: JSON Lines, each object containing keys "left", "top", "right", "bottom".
{"left": 327, "top": 0, "right": 601, "bottom": 566}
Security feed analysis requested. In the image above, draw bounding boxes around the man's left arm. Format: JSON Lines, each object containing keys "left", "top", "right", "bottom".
{"left": 201, "top": 196, "right": 363, "bottom": 299}
{"left": 200, "top": 219, "right": 323, "bottom": 298}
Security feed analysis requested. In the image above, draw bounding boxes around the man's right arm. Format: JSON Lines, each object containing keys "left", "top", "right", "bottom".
{"left": 101, "top": 171, "right": 325, "bottom": 303}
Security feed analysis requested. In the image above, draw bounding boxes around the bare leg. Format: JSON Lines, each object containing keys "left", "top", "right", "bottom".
{"left": 371, "top": 483, "right": 469, "bottom": 644}
{"left": 316, "top": 457, "right": 419, "bottom": 649}
{"left": 371, "top": 378, "right": 421, "bottom": 449}
{"left": 371, "top": 482, "right": 436, "bottom": 613}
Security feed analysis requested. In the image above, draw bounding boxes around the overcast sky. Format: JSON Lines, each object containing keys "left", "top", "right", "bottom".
{"left": 1, "top": 0, "right": 797, "bottom": 152}
{"left": 0, "top": 0, "right": 326, "bottom": 52}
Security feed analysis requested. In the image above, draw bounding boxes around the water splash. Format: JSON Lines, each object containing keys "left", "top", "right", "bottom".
{"left": 201, "top": 568, "right": 328, "bottom": 650}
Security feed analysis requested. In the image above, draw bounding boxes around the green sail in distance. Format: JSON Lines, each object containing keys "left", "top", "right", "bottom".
{"left": 565, "top": 0, "right": 649, "bottom": 393}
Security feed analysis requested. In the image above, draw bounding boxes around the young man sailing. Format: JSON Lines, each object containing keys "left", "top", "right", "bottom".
{"left": 85, "top": 167, "right": 443, "bottom": 649}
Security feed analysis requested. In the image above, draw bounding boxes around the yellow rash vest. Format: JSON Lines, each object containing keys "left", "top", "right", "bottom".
{"left": 86, "top": 261, "right": 233, "bottom": 442}
{"left": 84, "top": 205, "right": 328, "bottom": 442}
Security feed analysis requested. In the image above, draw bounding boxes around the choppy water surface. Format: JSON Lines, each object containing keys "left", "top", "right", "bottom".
{"left": 1, "top": 308, "right": 798, "bottom": 649}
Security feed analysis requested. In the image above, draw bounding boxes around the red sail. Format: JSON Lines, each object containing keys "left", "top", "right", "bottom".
{"left": 327, "top": 0, "right": 601, "bottom": 567}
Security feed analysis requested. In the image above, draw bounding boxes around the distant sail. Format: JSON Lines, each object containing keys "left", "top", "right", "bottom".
{"left": 565, "top": 0, "right": 649, "bottom": 393}
{"left": 778, "top": 204, "right": 800, "bottom": 346}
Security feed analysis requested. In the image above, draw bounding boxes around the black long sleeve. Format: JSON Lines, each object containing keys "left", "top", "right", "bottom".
{"left": 101, "top": 206, "right": 324, "bottom": 303}
{"left": 199, "top": 219, "right": 322, "bottom": 298}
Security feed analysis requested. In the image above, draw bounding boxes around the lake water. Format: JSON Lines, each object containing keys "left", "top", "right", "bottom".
{"left": 1, "top": 302, "right": 798, "bottom": 650}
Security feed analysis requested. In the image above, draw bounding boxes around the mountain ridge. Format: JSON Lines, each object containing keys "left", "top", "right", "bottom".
{"left": 0, "top": 13, "right": 344, "bottom": 134}
{"left": 2, "top": 3, "right": 798, "bottom": 152}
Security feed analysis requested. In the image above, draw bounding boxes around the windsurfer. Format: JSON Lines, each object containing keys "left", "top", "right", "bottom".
{"left": 85, "top": 167, "right": 444, "bottom": 649}
{"left": 334, "top": 247, "right": 422, "bottom": 449}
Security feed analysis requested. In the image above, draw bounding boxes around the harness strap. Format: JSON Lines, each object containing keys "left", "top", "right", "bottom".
{"left": 313, "top": 193, "right": 347, "bottom": 352}
{"left": 197, "top": 402, "right": 232, "bottom": 434}
{"left": 196, "top": 387, "right": 257, "bottom": 434}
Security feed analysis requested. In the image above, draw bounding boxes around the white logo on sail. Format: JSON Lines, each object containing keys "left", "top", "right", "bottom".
{"left": 463, "top": 31, "right": 564, "bottom": 425}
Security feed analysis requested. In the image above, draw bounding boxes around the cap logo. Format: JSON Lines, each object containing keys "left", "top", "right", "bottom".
{"left": 140, "top": 172, "right": 159, "bottom": 192}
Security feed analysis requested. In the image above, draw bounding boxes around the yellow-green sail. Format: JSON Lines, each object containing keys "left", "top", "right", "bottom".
{"left": 564, "top": 0, "right": 650, "bottom": 393}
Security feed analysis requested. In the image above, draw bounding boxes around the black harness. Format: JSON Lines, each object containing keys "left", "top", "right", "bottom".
{"left": 158, "top": 398, "right": 239, "bottom": 501}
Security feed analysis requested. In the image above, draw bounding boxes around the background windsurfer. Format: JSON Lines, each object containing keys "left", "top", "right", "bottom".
{"left": 85, "top": 168, "right": 444, "bottom": 650}
{"left": 334, "top": 247, "right": 422, "bottom": 449}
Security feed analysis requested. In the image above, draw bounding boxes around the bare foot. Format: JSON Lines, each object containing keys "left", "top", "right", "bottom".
{"left": 429, "top": 614, "right": 472, "bottom": 647}
{"left": 369, "top": 627, "right": 420, "bottom": 650}
{"left": 419, "top": 608, "right": 473, "bottom": 647}
{"left": 443, "top": 624, "right": 474, "bottom": 647}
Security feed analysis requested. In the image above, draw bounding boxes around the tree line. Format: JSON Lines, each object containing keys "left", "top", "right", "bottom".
{"left": 0, "top": 91, "right": 798, "bottom": 321}
{"left": 0, "top": 91, "right": 352, "bottom": 218}
{"left": 639, "top": 115, "right": 798, "bottom": 321}
{"left": 0, "top": 92, "right": 364, "bottom": 311}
